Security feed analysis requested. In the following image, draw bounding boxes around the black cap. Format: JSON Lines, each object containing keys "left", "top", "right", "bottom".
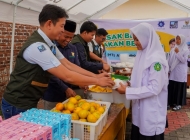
{"left": 64, "top": 20, "right": 76, "bottom": 33}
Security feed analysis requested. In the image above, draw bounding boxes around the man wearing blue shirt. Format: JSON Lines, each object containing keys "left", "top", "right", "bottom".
{"left": 43, "top": 20, "right": 81, "bottom": 110}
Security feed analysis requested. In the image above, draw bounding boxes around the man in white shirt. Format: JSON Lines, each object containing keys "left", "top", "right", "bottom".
{"left": 1, "top": 4, "right": 114, "bottom": 119}
{"left": 88, "top": 28, "right": 108, "bottom": 63}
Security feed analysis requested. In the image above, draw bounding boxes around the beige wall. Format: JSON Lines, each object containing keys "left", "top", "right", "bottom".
{"left": 101, "top": 0, "right": 188, "bottom": 19}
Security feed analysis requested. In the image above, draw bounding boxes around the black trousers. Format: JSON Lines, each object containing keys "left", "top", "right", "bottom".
{"left": 131, "top": 124, "right": 164, "bottom": 140}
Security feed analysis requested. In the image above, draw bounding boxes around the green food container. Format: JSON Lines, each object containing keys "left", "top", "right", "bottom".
{"left": 111, "top": 74, "right": 130, "bottom": 81}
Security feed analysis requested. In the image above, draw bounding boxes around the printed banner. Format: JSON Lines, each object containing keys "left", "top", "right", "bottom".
{"left": 90, "top": 18, "right": 190, "bottom": 64}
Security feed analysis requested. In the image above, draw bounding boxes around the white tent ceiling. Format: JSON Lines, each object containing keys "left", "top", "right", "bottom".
{"left": 159, "top": 0, "right": 190, "bottom": 13}
{"left": 0, "top": 0, "right": 190, "bottom": 73}
{"left": 0, "top": 0, "right": 190, "bottom": 26}
{"left": 0, "top": 0, "right": 128, "bottom": 26}
{"left": 0, "top": 0, "right": 129, "bottom": 73}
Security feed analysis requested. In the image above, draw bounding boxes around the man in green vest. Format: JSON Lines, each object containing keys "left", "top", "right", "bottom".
{"left": 88, "top": 28, "right": 108, "bottom": 63}
{"left": 1, "top": 4, "right": 114, "bottom": 119}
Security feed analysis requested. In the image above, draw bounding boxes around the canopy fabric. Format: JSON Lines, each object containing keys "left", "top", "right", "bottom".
{"left": 0, "top": 0, "right": 189, "bottom": 26}
{"left": 0, "top": 0, "right": 128, "bottom": 26}
{"left": 159, "top": 0, "right": 190, "bottom": 13}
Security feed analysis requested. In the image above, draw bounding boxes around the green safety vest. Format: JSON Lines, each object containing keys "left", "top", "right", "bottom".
{"left": 90, "top": 40, "right": 102, "bottom": 62}
{"left": 4, "top": 31, "right": 52, "bottom": 109}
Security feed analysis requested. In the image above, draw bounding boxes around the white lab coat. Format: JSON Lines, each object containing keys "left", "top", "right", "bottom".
{"left": 126, "top": 63, "right": 168, "bottom": 136}
{"left": 168, "top": 50, "right": 188, "bottom": 82}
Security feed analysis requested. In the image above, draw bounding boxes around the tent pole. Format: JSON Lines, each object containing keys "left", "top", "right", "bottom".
{"left": 67, "top": 0, "right": 85, "bottom": 11}
{"left": 9, "top": 0, "right": 23, "bottom": 74}
{"left": 171, "top": 0, "right": 190, "bottom": 10}
{"left": 159, "top": 0, "right": 190, "bottom": 13}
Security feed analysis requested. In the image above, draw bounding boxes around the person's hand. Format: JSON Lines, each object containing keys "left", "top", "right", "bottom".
{"left": 100, "top": 59, "right": 107, "bottom": 64}
{"left": 127, "top": 81, "right": 131, "bottom": 87}
{"left": 116, "top": 83, "right": 127, "bottom": 94}
{"left": 174, "top": 47, "right": 179, "bottom": 53}
{"left": 66, "top": 88, "right": 76, "bottom": 98}
{"left": 98, "top": 70, "right": 104, "bottom": 74}
{"left": 96, "top": 71, "right": 109, "bottom": 78}
{"left": 103, "top": 63, "right": 110, "bottom": 72}
{"left": 79, "top": 86, "right": 89, "bottom": 93}
{"left": 97, "top": 77, "right": 114, "bottom": 87}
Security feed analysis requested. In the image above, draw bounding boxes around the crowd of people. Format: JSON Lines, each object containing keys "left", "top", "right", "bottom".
{"left": 1, "top": 4, "right": 190, "bottom": 140}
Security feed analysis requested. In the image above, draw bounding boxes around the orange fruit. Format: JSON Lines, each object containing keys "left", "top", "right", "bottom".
{"left": 75, "top": 95, "right": 82, "bottom": 100}
{"left": 89, "top": 106, "right": 96, "bottom": 114}
{"left": 97, "top": 107, "right": 105, "bottom": 114}
{"left": 79, "top": 119, "right": 87, "bottom": 122}
{"left": 87, "top": 114, "right": 97, "bottom": 123}
{"left": 62, "top": 110, "right": 71, "bottom": 114}
{"left": 78, "top": 101, "right": 85, "bottom": 107}
{"left": 73, "top": 107, "right": 82, "bottom": 114}
{"left": 78, "top": 99, "right": 86, "bottom": 103}
{"left": 51, "top": 109, "right": 61, "bottom": 113}
{"left": 68, "top": 97, "right": 78, "bottom": 105}
{"left": 95, "top": 103, "right": 101, "bottom": 109}
{"left": 78, "top": 110, "right": 89, "bottom": 119}
{"left": 63, "top": 103, "right": 67, "bottom": 109}
{"left": 81, "top": 102, "right": 90, "bottom": 111}
{"left": 90, "top": 102, "right": 96, "bottom": 107}
{"left": 66, "top": 102, "right": 75, "bottom": 112}
{"left": 55, "top": 103, "right": 64, "bottom": 111}
{"left": 71, "top": 113, "right": 79, "bottom": 120}
{"left": 92, "top": 111, "right": 101, "bottom": 119}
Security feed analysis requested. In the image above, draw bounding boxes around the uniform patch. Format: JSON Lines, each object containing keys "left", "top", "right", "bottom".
{"left": 37, "top": 45, "right": 46, "bottom": 52}
{"left": 95, "top": 46, "right": 99, "bottom": 51}
{"left": 154, "top": 63, "right": 161, "bottom": 71}
{"left": 69, "top": 52, "right": 75, "bottom": 58}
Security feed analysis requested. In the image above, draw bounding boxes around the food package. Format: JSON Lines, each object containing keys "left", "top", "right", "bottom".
{"left": 88, "top": 85, "right": 112, "bottom": 93}
{"left": 112, "top": 79, "right": 127, "bottom": 89}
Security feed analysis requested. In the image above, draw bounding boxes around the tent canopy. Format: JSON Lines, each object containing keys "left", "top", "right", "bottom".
{"left": 0, "top": 0, "right": 190, "bottom": 26}
{"left": 159, "top": 0, "right": 190, "bottom": 13}
{"left": 0, "top": 0, "right": 189, "bottom": 73}
{"left": 0, "top": 0, "right": 128, "bottom": 25}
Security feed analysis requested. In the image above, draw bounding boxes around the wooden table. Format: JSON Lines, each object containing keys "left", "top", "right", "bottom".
{"left": 187, "top": 73, "right": 190, "bottom": 86}
{"left": 98, "top": 103, "right": 126, "bottom": 140}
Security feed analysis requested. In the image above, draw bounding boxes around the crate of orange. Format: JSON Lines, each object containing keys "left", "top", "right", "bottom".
{"left": 51, "top": 95, "right": 111, "bottom": 140}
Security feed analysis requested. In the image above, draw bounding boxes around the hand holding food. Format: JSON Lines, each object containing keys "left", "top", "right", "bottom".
{"left": 112, "top": 79, "right": 126, "bottom": 89}
{"left": 66, "top": 88, "right": 76, "bottom": 98}
{"left": 97, "top": 77, "right": 114, "bottom": 87}
{"left": 116, "top": 82, "right": 127, "bottom": 94}
{"left": 96, "top": 71, "right": 110, "bottom": 78}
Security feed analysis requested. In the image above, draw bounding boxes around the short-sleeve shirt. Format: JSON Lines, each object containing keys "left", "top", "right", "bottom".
{"left": 23, "top": 29, "right": 64, "bottom": 71}
{"left": 88, "top": 39, "right": 102, "bottom": 54}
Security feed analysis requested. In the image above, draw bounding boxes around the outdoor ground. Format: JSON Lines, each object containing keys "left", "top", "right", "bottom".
{"left": 126, "top": 91, "right": 190, "bottom": 140}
